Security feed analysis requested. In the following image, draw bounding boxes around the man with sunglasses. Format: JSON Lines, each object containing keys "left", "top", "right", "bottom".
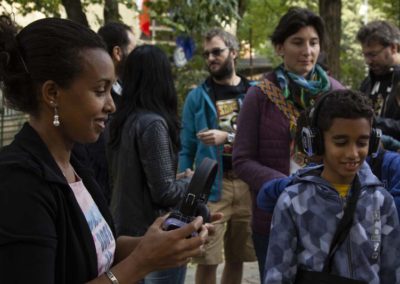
{"left": 179, "top": 28, "right": 256, "bottom": 284}
{"left": 357, "top": 20, "right": 400, "bottom": 150}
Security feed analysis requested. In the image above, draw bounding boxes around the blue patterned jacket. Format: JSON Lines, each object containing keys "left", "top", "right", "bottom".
{"left": 264, "top": 163, "right": 400, "bottom": 284}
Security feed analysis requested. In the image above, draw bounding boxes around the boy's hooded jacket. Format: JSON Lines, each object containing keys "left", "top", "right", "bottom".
{"left": 264, "top": 163, "right": 400, "bottom": 284}
{"left": 258, "top": 151, "right": 400, "bottom": 219}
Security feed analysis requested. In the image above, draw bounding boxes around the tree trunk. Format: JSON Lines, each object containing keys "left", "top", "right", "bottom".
{"left": 236, "top": 0, "right": 249, "bottom": 33}
{"left": 61, "top": 0, "right": 89, "bottom": 27}
{"left": 104, "top": 0, "right": 120, "bottom": 24}
{"left": 319, "top": 0, "right": 341, "bottom": 80}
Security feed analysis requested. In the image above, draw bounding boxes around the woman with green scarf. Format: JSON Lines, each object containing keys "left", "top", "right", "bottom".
{"left": 232, "top": 7, "right": 345, "bottom": 281}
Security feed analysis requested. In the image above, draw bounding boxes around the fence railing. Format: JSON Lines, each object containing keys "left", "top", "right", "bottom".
{"left": 0, "top": 91, "right": 28, "bottom": 148}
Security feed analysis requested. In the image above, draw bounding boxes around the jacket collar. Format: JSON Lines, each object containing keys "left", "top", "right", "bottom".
{"left": 10, "top": 122, "right": 115, "bottom": 270}
{"left": 201, "top": 74, "right": 254, "bottom": 114}
{"left": 293, "top": 162, "right": 382, "bottom": 190}
{"left": 12, "top": 123, "right": 102, "bottom": 190}
{"left": 12, "top": 122, "right": 67, "bottom": 184}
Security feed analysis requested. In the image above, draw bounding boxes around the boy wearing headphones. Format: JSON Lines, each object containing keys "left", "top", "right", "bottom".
{"left": 263, "top": 90, "right": 400, "bottom": 283}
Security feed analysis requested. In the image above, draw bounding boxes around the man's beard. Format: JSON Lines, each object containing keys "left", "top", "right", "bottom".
{"left": 208, "top": 54, "right": 234, "bottom": 81}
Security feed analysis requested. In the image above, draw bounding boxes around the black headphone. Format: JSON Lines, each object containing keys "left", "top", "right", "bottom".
{"left": 301, "top": 92, "right": 382, "bottom": 157}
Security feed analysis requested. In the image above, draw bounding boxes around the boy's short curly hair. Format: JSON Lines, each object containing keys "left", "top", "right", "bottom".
{"left": 315, "top": 89, "right": 374, "bottom": 132}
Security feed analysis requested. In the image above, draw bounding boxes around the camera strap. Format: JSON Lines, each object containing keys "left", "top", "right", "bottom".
{"left": 180, "top": 158, "right": 217, "bottom": 217}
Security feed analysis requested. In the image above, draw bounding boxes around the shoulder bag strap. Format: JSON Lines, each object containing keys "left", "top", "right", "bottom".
{"left": 257, "top": 78, "right": 300, "bottom": 128}
{"left": 323, "top": 176, "right": 362, "bottom": 272}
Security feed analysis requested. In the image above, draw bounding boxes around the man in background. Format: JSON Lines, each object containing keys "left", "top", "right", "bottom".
{"left": 179, "top": 28, "right": 256, "bottom": 284}
{"left": 98, "top": 22, "right": 136, "bottom": 108}
{"left": 357, "top": 20, "right": 400, "bottom": 150}
{"left": 73, "top": 22, "right": 136, "bottom": 204}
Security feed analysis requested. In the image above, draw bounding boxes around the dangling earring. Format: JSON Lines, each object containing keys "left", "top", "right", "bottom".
{"left": 51, "top": 101, "right": 60, "bottom": 127}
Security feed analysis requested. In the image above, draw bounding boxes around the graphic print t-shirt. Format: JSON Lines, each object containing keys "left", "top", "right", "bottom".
{"left": 211, "top": 79, "right": 247, "bottom": 171}
{"left": 69, "top": 179, "right": 116, "bottom": 275}
{"left": 369, "top": 71, "right": 393, "bottom": 117}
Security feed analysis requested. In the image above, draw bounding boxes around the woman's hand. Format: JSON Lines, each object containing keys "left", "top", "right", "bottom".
{"left": 129, "top": 215, "right": 207, "bottom": 274}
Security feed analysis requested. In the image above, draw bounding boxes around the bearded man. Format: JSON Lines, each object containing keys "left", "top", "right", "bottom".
{"left": 179, "top": 28, "right": 256, "bottom": 284}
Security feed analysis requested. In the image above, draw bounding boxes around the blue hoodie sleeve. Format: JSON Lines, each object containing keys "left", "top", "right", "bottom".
{"left": 179, "top": 90, "right": 198, "bottom": 172}
{"left": 264, "top": 191, "right": 299, "bottom": 283}
{"left": 381, "top": 151, "right": 400, "bottom": 220}
{"left": 378, "top": 191, "right": 400, "bottom": 283}
{"left": 257, "top": 176, "right": 293, "bottom": 213}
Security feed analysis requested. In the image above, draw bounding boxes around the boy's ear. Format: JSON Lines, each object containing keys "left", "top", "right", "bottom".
{"left": 41, "top": 80, "right": 60, "bottom": 108}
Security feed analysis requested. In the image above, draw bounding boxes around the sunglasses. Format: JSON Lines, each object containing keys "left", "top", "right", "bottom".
{"left": 202, "top": 48, "right": 228, "bottom": 59}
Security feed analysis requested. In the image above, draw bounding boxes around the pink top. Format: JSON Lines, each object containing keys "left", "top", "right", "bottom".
{"left": 69, "top": 178, "right": 116, "bottom": 275}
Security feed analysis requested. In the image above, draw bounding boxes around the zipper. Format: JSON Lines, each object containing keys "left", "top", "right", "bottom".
{"left": 347, "top": 236, "right": 353, "bottom": 278}
{"left": 339, "top": 195, "right": 354, "bottom": 277}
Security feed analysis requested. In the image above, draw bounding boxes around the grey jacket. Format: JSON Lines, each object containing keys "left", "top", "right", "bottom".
{"left": 264, "top": 163, "right": 400, "bottom": 284}
{"left": 108, "top": 112, "right": 189, "bottom": 236}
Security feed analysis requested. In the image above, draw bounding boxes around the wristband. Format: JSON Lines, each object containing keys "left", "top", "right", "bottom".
{"left": 105, "top": 270, "right": 120, "bottom": 284}
{"left": 227, "top": 132, "right": 235, "bottom": 143}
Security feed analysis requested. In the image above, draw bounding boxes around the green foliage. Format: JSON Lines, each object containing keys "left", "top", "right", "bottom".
{"left": 148, "top": 0, "right": 239, "bottom": 39}
{"left": 3, "top": 0, "right": 62, "bottom": 17}
{"left": 369, "top": 0, "right": 400, "bottom": 26}
{"left": 340, "top": 1, "right": 366, "bottom": 88}
{"left": 147, "top": 0, "right": 241, "bottom": 110}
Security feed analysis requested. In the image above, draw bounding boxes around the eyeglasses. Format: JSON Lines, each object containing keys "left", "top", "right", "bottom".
{"left": 202, "top": 48, "right": 228, "bottom": 59}
{"left": 362, "top": 46, "right": 388, "bottom": 59}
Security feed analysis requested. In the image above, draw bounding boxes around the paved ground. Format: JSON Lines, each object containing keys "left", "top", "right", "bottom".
{"left": 184, "top": 261, "right": 260, "bottom": 284}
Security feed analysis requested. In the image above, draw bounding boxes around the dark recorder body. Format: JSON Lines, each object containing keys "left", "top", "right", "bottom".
{"left": 162, "top": 158, "right": 218, "bottom": 235}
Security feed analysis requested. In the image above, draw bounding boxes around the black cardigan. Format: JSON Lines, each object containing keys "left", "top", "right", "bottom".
{"left": 0, "top": 123, "right": 116, "bottom": 283}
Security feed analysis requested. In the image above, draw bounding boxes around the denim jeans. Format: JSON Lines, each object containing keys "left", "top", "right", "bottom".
{"left": 139, "top": 265, "right": 187, "bottom": 284}
{"left": 252, "top": 232, "right": 269, "bottom": 282}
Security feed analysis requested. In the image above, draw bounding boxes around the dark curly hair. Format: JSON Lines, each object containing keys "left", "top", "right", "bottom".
{"left": 270, "top": 7, "right": 325, "bottom": 47}
{"left": 0, "top": 16, "right": 106, "bottom": 116}
{"left": 315, "top": 89, "right": 374, "bottom": 132}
